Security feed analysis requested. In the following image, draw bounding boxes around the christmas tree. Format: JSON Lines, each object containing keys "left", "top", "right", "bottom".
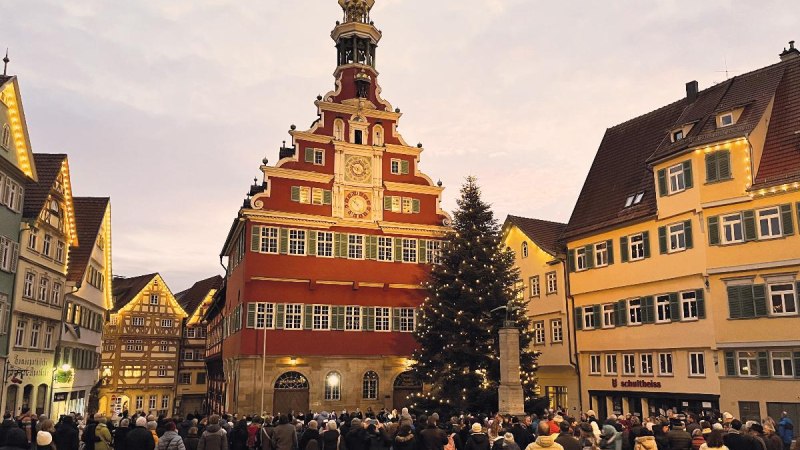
{"left": 410, "top": 176, "right": 539, "bottom": 415}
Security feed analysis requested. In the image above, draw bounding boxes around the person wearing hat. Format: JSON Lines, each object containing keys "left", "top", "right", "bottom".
{"left": 691, "top": 428, "right": 706, "bottom": 450}
{"left": 466, "top": 423, "right": 490, "bottom": 450}
{"left": 36, "top": 431, "right": 54, "bottom": 450}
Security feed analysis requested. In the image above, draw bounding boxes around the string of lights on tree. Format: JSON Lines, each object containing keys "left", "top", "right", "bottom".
{"left": 409, "top": 176, "right": 540, "bottom": 415}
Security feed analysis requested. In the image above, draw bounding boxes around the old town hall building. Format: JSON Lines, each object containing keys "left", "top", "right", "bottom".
{"left": 219, "top": 0, "right": 449, "bottom": 414}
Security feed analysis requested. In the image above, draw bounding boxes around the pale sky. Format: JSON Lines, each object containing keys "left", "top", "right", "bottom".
{"left": 2, "top": 1, "right": 797, "bottom": 291}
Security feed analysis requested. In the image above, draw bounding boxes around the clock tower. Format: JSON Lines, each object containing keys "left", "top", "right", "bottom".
{"left": 218, "top": 0, "right": 450, "bottom": 415}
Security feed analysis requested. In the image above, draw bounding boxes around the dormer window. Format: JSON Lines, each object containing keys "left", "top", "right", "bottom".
{"left": 625, "top": 192, "right": 644, "bottom": 208}
{"left": 719, "top": 112, "right": 734, "bottom": 127}
{"left": 672, "top": 130, "right": 684, "bottom": 142}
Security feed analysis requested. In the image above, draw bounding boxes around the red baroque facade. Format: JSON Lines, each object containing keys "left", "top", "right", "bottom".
{"left": 219, "top": 0, "right": 449, "bottom": 415}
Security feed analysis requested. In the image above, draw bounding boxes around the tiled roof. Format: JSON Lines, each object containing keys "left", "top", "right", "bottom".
{"left": 564, "top": 100, "right": 687, "bottom": 239}
{"left": 176, "top": 275, "right": 223, "bottom": 317}
{"left": 111, "top": 273, "right": 157, "bottom": 312}
{"left": 504, "top": 215, "right": 566, "bottom": 256}
{"left": 66, "top": 197, "right": 110, "bottom": 283}
{"left": 754, "top": 57, "right": 800, "bottom": 187}
{"left": 23, "top": 154, "right": 66, "bottom": 219}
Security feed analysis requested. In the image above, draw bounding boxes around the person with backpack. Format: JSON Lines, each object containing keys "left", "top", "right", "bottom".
{"left": 95, "top": 417, "right": 114, "bottom": 450}
{"left": 777, "top": 413, "right": 793, "bottom": 450}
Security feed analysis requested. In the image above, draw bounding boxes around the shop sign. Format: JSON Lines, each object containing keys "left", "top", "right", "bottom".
{"left": 53, "top": 393, "right": 68, "bottom": 402}
{"left": 612, "top": 379, "right": 662, "bottom": 388}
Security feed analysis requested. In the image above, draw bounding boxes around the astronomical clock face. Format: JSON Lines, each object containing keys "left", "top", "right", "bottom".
{"left": 344, "top": 191, "right": 372, "bottom": 220}
{"left": 344, "top": 155, "right": 372, "bottom": 183}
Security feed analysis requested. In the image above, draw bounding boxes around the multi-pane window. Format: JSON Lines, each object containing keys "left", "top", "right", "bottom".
{"left": 668, "top": 163, "right": 686, "bottom": 194}
{"left": 402, "top": 197, "right": 413, "bottom": 214}
{"left": 23, "top": 272, "right": 34, "bottom": 298}
{"left": 689, "top": 352, "right": 706, "bottom": 376}
{"left": 260, "top": 227, "right": 279, "bottom": 254}
{"left": 159, "top": 341, "right": 169, "bottom": 352}
{"left": 0, "top": 295, "right": 9, "bottom": 335}
{"left": 325, "top": 372, "right": 341, "bottom": 400}
{"left": 426, "top": 240, "right": 442, "bottom": 265}
{"left": 602, "top": 304, "right": 615, "bottom": 328}
{"left": 737, "top": 351, "right": 759, "bottom": 377}
{"left": 605, "top": 354, "right": 618, "bottom": 375}
{"left": 135, "top": 396, "right": 143, "bottom": 410}
{"left": 390, "top": 159, "right": 401, "bottom": 174}
{"left": 132, "top": 316, "right": 145, "bottom": 326}
{"left": 546, "top": 272, "right": 557, "bottom": 294}
{"left": 38, "top": 278, "right": 49, "bottom": 302}
{"left": 771, "top": 351, "right": 794, "bottom": 378}
{"left": 551, "top": 319, "right": 563, "bottom": 343}
{"left": 43, "top": 234, "right": 52, "bottom": 257}
{"left": 149, "top": 395, "right": 157, "bottom": 410}
{"left": 29, "top": 322, "right": 40, "bottom": 348}
{"left": 28, "top": 230, "right": 37, "bottom": 250}
{"left": 589, "top": 354, "right": 601, "bottom": 375}
{"left": 345, "top": 306, "right": 361, "bottom": 331}
{"left": 668, "top": 222, "right": 686, "bottom": 252}
{"left": 312, "top": 305, "right": 330, "bottom": 330}
{"left": 14, "top": 320, "right": 26, "bottom": 347}
{"left": 348, "top": 234, "right": 364, "bottom": 259}
{"left": 533, "top": 321, "right": 545, "bottom": 344}
{"left": 398, "top": 308, "right": 415, "bottom": 332}
{"left": 521, "top": 242, "right": 529, "bottom": 258}
{"left": 161, "top": 319, "right": 173, "bottom": 328}
{"left": 157, "top": 366, "right": 167, "bottom": 377}
{"left": 530, "top": 276, "right": 540, "bottom": 297}
{"left": 640, "top": 353, "right": 654, "bottom": 375}
{"left": 757, "top": 207, "right": 782, "bottom": 239}
{"left": 658, "top": 353, "right": 673, "bottom": 375}
{"left": 149, "top": 294, "right": 159, "bottom": 305}
{"left": 180, "top": 373, "right": 192, "bottom": 384}
{"left": 656, "top": 295, "right": 671, "bottom": 323}
{"left": 288, "top": 230, "right": 306, "bottom": 255}
{"left": 55, "top": 241, "right": 65, "bottom": 262}
{"left": 255, "top": 303, "right": 275, "bottom": 329}
{"left": 375, "top": 307, "right": 390, "bottom": 331}
{"left": 50, "top": 283, "right": 62, "bottom": 306}
{"left": 582, "top": 306, "right": 595, "bottom": 330}
{"left": 576, "top": 247, "right": 587, "bottom": 271}
{"left": 629, "top": 233, "right": 645, "bottom": 260}
{"left": 722, "top": 213, "right": 744, "bottom": 244}
{"left": 595, "top": 242, "right": 608, "bottom": 267}
{"left": 377, "top": 237, "right": 393, "bottom": 261}
{"left": 628, "top": 298, "right": 643, "bottom": 325}
{"left": 44, "top": 326, "right": 53, "bottom": 350}
{"left": 313, "top": 149, "right": 324, "bottom": 165}
{"left": 317, "top": 232, "right": 334, "bottom": 257}
{"left": 401, "top": 239, "right": 417, "bottom": 263}
{"left": 183, "top": 350, "right": 194, "bottom": 361}
{"left": 161, "top": 395, "right": 170, "bottom": 409}
{"left": 514, "top": 280, "right": 524, "bottom": 300}
{"left": 623, "top": 354, "right": 636, "bottom": 375}
{"left": 362, "top": 371, "right": 378, "bottom": 399}
{"left": 768, "top": 283, "right": 797, "bottom": 316}
{"left": 681, "top": 291, "right": 698, "bottom": 320}
{"left": 284, "top": 304, "right": 303, "bottom": 329}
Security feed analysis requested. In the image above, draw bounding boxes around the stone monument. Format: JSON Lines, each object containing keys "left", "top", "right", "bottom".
{"left": 498, "top": 321, "right": 526, "bottom": 416}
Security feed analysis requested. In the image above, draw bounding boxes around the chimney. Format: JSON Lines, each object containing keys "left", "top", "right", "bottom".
{"left": 780, "top": 40, "right": 799, "bottom": 61}
{"left": 686, "top": 80, "right": 699, "bottom": 103}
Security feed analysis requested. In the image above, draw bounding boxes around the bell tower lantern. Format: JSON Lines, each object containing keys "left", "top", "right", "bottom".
{"left": 333, "top": 0, "right": 381, "bottom": 71}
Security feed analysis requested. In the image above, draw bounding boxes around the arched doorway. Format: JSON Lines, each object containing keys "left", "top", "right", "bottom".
{"left": 6, "top": 385, "right": 18, "bottom": 414}
{"left": 273, "top": 371, "right": 309, "bottom": 416}
{"left": 36, "top": 384, "right": 48, "bottom": 415}
{"left": 392, "top": 371, "right": 422, "bottom": 410}
{"left": 22, "top": 384, "right": 33, "bottom": 411}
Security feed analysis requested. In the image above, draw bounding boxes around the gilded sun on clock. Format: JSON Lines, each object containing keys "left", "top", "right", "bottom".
{"left": 344, "top": 155, "right": 372, "bottom": 183}
{"left": 344, "top": 191, "right": 372, "bottom": 220}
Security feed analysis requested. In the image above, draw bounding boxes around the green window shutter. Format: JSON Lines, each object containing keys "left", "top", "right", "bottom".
{"left": 727, "top": 285, "right": 742, "bottom": 319}
{"left": 718, "top": 150, "right": 731, "bottom": 180}
{"left": 246, "top": 304, "right": 256, "bottom": 328}
{"left": 668, "top": 293, "right": 680, "bottom": 322}
{"left": 642, "top": 231, "right": 651, "bottom": 258}
{"left": 304, "top": 148, "right": 314, "bottom": 162}
{"left": 567, "top": 249, "right": 576, "bottom": 272}
{"left": 682, "top": 160, "right": 693, "bottom": 189}
{"left": 780, "top": 204, "right": 794, "bottom": 236}
{"left": 708, "top": 216, "right": 720, "bottom": 245}
{"left": 339, "top": 233, "right": 349, "bottom": 257}
{"left": 323, "top": 190, "right": 333, "bottom": 205}
{"left": 384, "top": 196, "right": 392, "bottom": 210}
{"left": 279, "top": 228, "right": 289, "bottom": 254}
{"left": 753, "top": 284, "right": 767, "bottom": 317}
{"left": 573, "top": 307, "right": 583, "bottom": 331}
{"left": 411, "top": 199, "right": 421, "bottom": 214}
{"left": 743, "top": 210, "right": 757, "bottom": 241}
{"left": 658, "top": 226, "right": 667, "bottom": 254}
{"left": 275, "top": 304, "right": 285, "bottom": 329}
{"left": 740, "top": 285, "right": 756, "bottom": 318}
{"left": 307, "top": 231, "right": 317, "bottom": 256}
{"left": 392, "top": 307, "right": 401, "bottom": 331}
{"left": 643, "top": 296, "right": 655, "bottom": 324}
{"left": 616, "top": 300, "right": 628, "bottom": 326}
{"left": 418, "top": 239, "right": 427, "bottom": 263}
{"left": 620, "top": 236, "right": 629, "bottom": 262}
{"left": 794, "top": 352, "right": 800, "bottom": 379}
{"left": 696, "top": 289, "right": 706, "bottom": 319}
{"left": 657, "top": 169, "right": 667, "bottom": 196}
{"left": 606, "top": 239, "right": 614, "bottom": 265}
{"left": 394, "top": 238, "right": 403, "bottom": 261}
{"left": 290, "top": 186, "right": 301, "bottom": 202}
{"left": 684, "top": 219, "right": 693, "bottom": 249}
{"left": 364, "top": 307, "right": 375, "bottom": 331}
{"left": 366, "top": 236, "right": 377, "bottom": 260}
{"left": 400, "top": 160, "right": 410, "bottom": 174}
{"left": 585, "top": 244, "right": 594, "bottom": 269}
{"left": 304, "top": 305, "right": 313, "bottom": 330}
{"left": 757, "top": 352, "right": 769, "bottom": 378}
{"left": 593, "top": 305, "right": 601, "bottom": 329}
{"left": 251, "top": 225, "right": 261, "bottom": 252}
{"left": 705, "top": 152, "right": 718, "bottom": 182}
{"left": 725, "top": 351, "right": 736, "bottom": 376}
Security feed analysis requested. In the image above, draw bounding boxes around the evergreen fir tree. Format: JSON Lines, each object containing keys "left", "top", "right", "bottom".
{"left": 410, "top": 176, "right": 539, "bottom": 414}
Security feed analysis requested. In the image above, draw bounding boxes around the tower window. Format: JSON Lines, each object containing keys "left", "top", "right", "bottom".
{"left": 354, "top": 130, "right": 363, "bottom": 145}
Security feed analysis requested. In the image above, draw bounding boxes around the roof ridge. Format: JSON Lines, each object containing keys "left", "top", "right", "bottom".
{"left": 507, "top": 214, "right": 567, "bottom": 227}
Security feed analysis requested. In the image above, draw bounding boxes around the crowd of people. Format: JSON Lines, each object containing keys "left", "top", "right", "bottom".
{"left": 0, "top": 406, "right": 792, "bottom": 450}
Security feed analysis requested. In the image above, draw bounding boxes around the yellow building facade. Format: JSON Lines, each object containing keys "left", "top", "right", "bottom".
{"left": 502, "top": 216, "right": 580, "bottom": 414}
{"left": 564, "top": 46, "right": 800, "bottom": 422}
{"left": 100, "top": 273, "right": 186, "bottom": 417}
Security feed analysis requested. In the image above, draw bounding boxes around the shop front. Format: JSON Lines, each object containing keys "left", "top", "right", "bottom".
{"left": 589, "top": 385, "right": 720, "bottom": 419}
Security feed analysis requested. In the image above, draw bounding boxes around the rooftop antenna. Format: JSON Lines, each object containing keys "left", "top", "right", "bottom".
{"left": 715, "top": 56, "right": 739, "bottom": 80}
{"left": 2, "top": 49, "right": 9, "bottom": 76}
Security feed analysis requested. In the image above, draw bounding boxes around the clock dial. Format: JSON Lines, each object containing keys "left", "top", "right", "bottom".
{"left": 344, "top": 191, "right": 372, "bottom": 219}
{"left": 344, "top": 155, "right": 372, "bottom": 183}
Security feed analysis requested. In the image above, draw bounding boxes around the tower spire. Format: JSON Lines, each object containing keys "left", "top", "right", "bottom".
{"left": 332, "top": 0, "right": 381, "bottom": 70}
{"left": 2, "top": 49, "right": 9, "bottom": 76}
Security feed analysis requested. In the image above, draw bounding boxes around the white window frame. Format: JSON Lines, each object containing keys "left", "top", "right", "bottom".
{"left": 348, "top": 234, "right": 364, "bottom": 260}
{"left": 161, "top": 319, "right": 173, "bottom": 328}
{"left": 390, "top": 159, "right": 401, "bottom": 175}
{"left": 719, "top": 112, "right": 734, "bottom": 127}
{"left": 425, "top": 240, "right": 441, "bottom": 265}
{"left": 42, "top": 234, "right": 52, "bottom": 257}
{"left": 398, "top": 308, "right": 415, "bottom": 332}
{"left": 312, "top": 305, "right": 331, "bottom": 330}
{"left": 594, "top": 241, "right": 608, "bottom": 267}
{"left": 622, "top": 353, "right": 636, "bottom": 376}
{"left": 284, "top": 304, "right": 303, "bottom": 330}
{"left": 589, "top": 354, "right": 601, "bottom": 375}
{"left": 582, "top": 306, "right": 595, "bottom": 330}
{"left": 551, "top": 319, "right": 563, "bottom": 343}
{"left": 50, "top": 283, "right": 61, "bottom": 306}
{"left": 629, "top": 233, "right": 645, "bottom": 261}
{"left": 313, "top": 149, "right": 324, "bottom": 166}
{"left": 325, "top": 372, "right": 341, "bottom": 400}
{"left": 681, "top": 291, "right": 699, "bottom": 321}
{"left": 23, "top": 272, "right": 34, "bottom": 298}
{"left": 576, "top": 247, "right": 587, "bottom": 271}
{"left": 533, "top": 321, "right": 545, "bottom": 345}
{"left": 546, "top": 272, "right": 557, "bottom": 294}
{"left": 530, "top": 275, "right": 540, "bottom": 297}
{"left": 640, "top": 353, "right": 654, "bottom": 376}
{"left": 668, "top": 163, "right": 686, "bottom": 194}
{"left": 288, "top": 229, "right": 306, "bottom": 255}
{"left": 722, "top": 213, "right": 744, "bottom": 244}
{"left": 29, "top": 322, "right": 40, "bottom": 348}
{"left": 602, "top": 303, "right": 615, "bottom": 329}
{"left": 655, "top": 295, "right": 671, "bottom": 323}
{"left": 401, "top": 238, "right": 417, "bottom": 263}
{"left": 317, "top": 231, "right": 334, "bottom": 258}
{"left": 55, "top": 241, "right": 65, "bottom": 262}
{"left": 14, "top": 320, "right": 26, "bottom": 347}
{"left": 261, "top": 227, "right": 279, "bottom": 254}
{"left": 378, "top": 236, "right": 393, "bottom": 262}
{"left": 757, "top": 207, "right": 782, "bottom": 239}
{"left": 149, "top": 395, "right": 157, "bottom": 410}
{"left": 345, "top": 306, "right": 361, "bottom": 331}
{"left": 132, "top": 316, "right": 145, "bottom": 327}
{"left": 605, "top": 353, "right": 618, "bottom": 375}
{"left": 375, "top": 307, "right": 390, "bottom": 332}
{"left": 658, "top": 352, "right": 673, "bottom": 376}
{"left": 628, "top": 298, "right": 643, "bottom": 325}
{"left": 135, "top": 396, "right": 143, "bottom": 410}
{"left": 689, "top": 352, "right": 706, "bottom": 377}
{"left": 770, "top": 351, "right": 794, "bottom": 378}
{"left": 38, "top": 277, "right": 49, "bottom": 302}
{"left": 737, "top": 351, "right": 759, "bottom": 377}
{"left": 521, "top": 242, "right": 529, "bottom": 258}
{"left": 767, "top": 283, "right": 797, "bottom": 316}
{"left": 668, "top": 222, "right": 687, "bottom": 253}
{"left": 149, "top": 294, "right": 159, "bottom": 305}
{"left": 672, "top": 129, "right": 684, "bottom": 142}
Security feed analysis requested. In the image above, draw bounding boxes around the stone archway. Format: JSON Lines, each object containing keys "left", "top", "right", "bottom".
{"left": 272, "top": 371, "right": 309, "bottom": 416}
{"left": 392, "top": 371, "right": 422, "bottom": 411}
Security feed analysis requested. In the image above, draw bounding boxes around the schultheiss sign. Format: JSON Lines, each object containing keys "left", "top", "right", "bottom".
{"left": 612, "top": 379, "right": 662, "bottom": 388}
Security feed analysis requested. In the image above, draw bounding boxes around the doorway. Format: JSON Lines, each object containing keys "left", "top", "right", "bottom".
{"left": 272, "top": 371, "right": 309, "bottom": 416}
